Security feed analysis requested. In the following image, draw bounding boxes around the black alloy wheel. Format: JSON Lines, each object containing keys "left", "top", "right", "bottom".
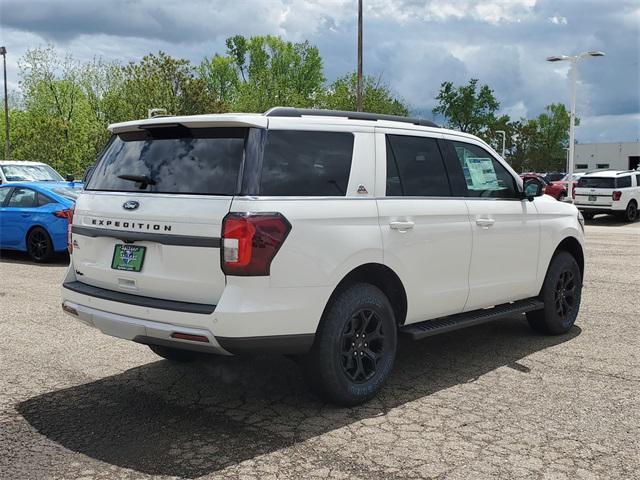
{"left": 340, "top": 309, "right": 387, "bottom": 383}
{"left": 624, "top": 201, "right": 638, "bottom": 223}
{"left": 553, "top": 270, "right": 577, "bottom": 320}
{"left": 27, "top": 227, "right": 53, "bottom": 263}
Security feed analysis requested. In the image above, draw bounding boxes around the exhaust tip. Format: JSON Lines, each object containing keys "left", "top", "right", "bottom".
{"left": 62, "top": 303, "right": 78, "bottom": 316}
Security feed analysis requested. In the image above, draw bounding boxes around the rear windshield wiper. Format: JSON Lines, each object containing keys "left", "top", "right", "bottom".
{"left": 118, "top": 174, "right": 156, "bottom": 189}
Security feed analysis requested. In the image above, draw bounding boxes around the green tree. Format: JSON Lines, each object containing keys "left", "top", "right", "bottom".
{"left": 507, "top": 104, "right": 577, "bottom": 172}
{"left": 321, "top": 73, "right": 409, "bottom": 115}
{"left": 200, "top": 35, "right": 326, "bottom": 112}
{"left": 432, "top": 79, "right": 500, "bottom": 137}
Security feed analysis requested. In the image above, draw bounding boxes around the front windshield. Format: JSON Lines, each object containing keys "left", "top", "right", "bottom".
{"left": 1, "top": 164, "right": 64, "bottom": 182}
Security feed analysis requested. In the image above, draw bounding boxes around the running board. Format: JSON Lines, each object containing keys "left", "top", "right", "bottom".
{"left": 400, "top": 298, "right": 544, "bottom": 340}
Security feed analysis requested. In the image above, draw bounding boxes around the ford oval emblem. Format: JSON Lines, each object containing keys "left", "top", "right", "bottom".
{"left": 123, "top": 200, "right": 139, "bottom": 210}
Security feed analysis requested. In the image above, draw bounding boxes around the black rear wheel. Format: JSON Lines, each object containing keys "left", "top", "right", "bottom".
{"left": 303, "top": 283, "right": 397, "bottom": 406}
{"left": 622, "top": 201, "right": 638, "bottom": 223}
{"left": 27, "top": 227, "right": 53, "bottom": 263}
{"left": 527, "top": 251, "right": 582, "bottom": 335}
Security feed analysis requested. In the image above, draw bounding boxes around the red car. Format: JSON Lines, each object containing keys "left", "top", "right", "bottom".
{"left": 545, "top": 173, "right": 585, "bottom": 201}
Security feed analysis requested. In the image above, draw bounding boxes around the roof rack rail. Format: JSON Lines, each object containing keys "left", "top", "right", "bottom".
{"left": 264, "top": 107, "right": 439, "bottom": 128}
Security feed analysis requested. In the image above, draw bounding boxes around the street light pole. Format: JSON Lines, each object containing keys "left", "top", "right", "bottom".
{"left": 495, "top": 130, "right": 506, "bottom": 158}
{"left": 547, "top": 51, "right": 604, "bottom": 202}
{"left": 356, "top": 0, "right": 363, "bottom": 112}
{"left": 0, "top": 46, "right": 9, "bottom": 160}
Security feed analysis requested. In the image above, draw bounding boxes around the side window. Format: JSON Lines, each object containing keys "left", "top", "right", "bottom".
{"left": 7, "top": 188, "right": 37, "bottom": 208}
{"left": 37, "top": 192, "right": 55, "bottom": 206}
{"left": 635, "top": 174, "right": 640, "bottom": 187}
{"left": 0, "top": 188, "right": 11, "bottom": 205}
{"left": 452, "top": 141, "right": 517, "bottom": 198}
{"left": 260, "top": 130, "right": 354, "bottom": 196}
{"left": 385, "top": 135, "right": 451, "bottom": 196}
{"left": 616, "top": 176, "right": 631, "bottom": 188}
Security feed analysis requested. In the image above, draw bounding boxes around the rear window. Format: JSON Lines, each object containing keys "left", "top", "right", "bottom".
{"left": 86, "top": 126, "right": 247, "bottom": 195}
{"left": 260, "top": 130, "right": 354, "bottom": 196}
{"left": 577, "top": 177, "right": 615, "bottom": 189}
{"left": 52, "top": 187, "right": 83, "bottom": 200}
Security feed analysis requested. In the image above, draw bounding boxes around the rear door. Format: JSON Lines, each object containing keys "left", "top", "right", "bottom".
{"left": 375, "top": 129, "right": 472, "bottom": 323}
{"left": 2, "top": 187, "right": 38, "bottom": 247}
{"left": 72, "top": 124, "right": 254, "bottom": 305}
{"left": 441, "top": 138, "right": 540, "bottom": 310}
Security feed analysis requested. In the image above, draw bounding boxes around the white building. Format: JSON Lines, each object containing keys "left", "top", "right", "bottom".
{"left": 574, "top": 142, "right": 640, "bottom": 172}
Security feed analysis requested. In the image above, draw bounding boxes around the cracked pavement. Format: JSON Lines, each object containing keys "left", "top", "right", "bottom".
{"left": 1, "top": 216, "right": 639, "bottom": 479}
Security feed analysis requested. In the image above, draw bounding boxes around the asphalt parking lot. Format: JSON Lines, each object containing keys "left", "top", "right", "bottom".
{"left": 1, "top": 216, "right": 639, "bottom": 480}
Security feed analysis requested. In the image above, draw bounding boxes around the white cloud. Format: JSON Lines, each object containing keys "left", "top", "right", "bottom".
{"left": 548, "top": 15, "right": 568, "bottom": 25}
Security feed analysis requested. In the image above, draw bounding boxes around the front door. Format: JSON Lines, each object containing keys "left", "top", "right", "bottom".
{"left": 443, "top": 138, "right": 540, "bottom": 311}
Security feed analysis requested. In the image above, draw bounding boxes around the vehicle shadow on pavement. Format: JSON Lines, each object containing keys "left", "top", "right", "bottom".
{"left": 18, "top": 318, "right": 580, "bottom": 479}
{"left": 0, "top": 249, "right": 69, "bottom": 266}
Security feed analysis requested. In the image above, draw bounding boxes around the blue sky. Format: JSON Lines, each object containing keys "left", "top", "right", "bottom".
{"left": 1, "top": 0, "right": 638, "bottom": 142}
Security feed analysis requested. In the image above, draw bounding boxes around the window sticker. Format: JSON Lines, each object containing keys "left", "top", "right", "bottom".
{"left": 464, "top": 157, "right": 501, "bottom": 191}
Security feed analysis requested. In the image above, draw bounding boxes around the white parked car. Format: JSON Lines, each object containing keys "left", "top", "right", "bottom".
{"left": 574, "top": 170, "right": 640, "bottom": 222}
{"left": 0, "top": 160, "right": 69, "bottom": 184}
{"left": 61, "top": 108, "right": 586, "bottom": 405}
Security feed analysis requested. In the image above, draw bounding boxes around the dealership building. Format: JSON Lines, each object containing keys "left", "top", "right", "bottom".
{"left": 574, "top": 141, "right": 640, "bottom": 172}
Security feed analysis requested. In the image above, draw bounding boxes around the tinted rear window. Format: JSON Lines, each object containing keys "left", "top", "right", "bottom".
{"left": 616, "top": 176, "right": 631, "bottom": 188}
{"left": 385, "top": 135, "right": 451, "bottom": 196}
{"left": 86, "top": 127, "right": 247, "bottom": 195}
{"left": 260, "top": 130, "right": 354, "bottom": 196}
{"left": 577, "top": 177, "right": 615, "bottom": 189}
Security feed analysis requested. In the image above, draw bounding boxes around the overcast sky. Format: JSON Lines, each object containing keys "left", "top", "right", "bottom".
{"left": 1, "top": 0, "right": 638, "bottom": 142}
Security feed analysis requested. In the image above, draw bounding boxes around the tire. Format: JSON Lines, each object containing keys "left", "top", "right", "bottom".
{"left": 582, "top": 212, "right": 594, "bottom": 221}
{"left": 622, "top": 201, "right": 638, "bottom": 223}
{"left": 558, "top": 191, "right": 567, "bottom": 201}
{"left": 148, "top": 344, "right": 200, "bottom": 362}
{"left": 303, "top": 283, "right": 397, "bottom": 406}
{"left": 27, "top": 227, "right": 54, "bottom": 263}
{"left": 527, "top": 251, "right": 582, "bottom": 335}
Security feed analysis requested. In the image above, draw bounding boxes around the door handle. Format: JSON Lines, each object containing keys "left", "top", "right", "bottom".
{"left": 21, "top": 213, "right": 31, "bottom": 218}
{"left": 390, "top": 221, "right": 415, "bottom": 232}
{"left": 475, "top": 217, "right": 495, "bottom": 228}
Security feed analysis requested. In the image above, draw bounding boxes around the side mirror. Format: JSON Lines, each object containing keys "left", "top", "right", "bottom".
{"left": 65, "top": 174, "right": 75, "bottom": 182}
{"left": 523, "top": 179, "right": 544, "bottom": 201}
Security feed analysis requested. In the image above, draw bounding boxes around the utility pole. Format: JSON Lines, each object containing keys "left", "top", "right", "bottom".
{"left": 356, "top": 0, "right": 363, "bottom": 112}
{"left": 0, "top": 46, "right": 9, "bottom": 159}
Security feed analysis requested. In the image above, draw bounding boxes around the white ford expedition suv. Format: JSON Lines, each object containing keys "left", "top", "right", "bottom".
{"left": 574, "top": 170, "right": 640, "bottom": 222}
{"left": 61, "top": 108, "right": 585, "bottom": 405}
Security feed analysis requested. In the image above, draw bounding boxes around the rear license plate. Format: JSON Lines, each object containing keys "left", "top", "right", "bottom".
{"left": 588, "top": 195, "right": 597, "bottom": 201}
{"left": 111, "top": 244, "right": 146, "bottom": 272}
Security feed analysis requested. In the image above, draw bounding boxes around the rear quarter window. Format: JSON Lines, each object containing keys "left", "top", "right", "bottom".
{"left": 259, "top": 130, "right": 354, "bottom": 196}
{"left": 616, "top": 176, "right": 631, "bottom": 188}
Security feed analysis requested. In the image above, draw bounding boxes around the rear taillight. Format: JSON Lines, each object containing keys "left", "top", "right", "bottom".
{"left": 612, "top": 191, "right": 622, "bottom": 201}
{"left": 53, "top": 208, "right": 74, "bottom": 221}
{"left": 54, "top": 206, "right": 75, "bottom": 253}
{"left": 221, "top": 212, "right": 291, "bottom": 276}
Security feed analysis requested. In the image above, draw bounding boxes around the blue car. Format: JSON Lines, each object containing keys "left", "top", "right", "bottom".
{"left": 0, "top": 182, "right": 81, "bottom": 262}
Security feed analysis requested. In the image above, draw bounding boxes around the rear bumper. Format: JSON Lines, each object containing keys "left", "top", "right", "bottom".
{"left": 61, "top": 279, "right": 327, "bottom": 355}
{"left": 575, "top": 205, "right": 623, "bottom": 214}
{"left": 61, "top": 300, "right": 230, "bottom": 355}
